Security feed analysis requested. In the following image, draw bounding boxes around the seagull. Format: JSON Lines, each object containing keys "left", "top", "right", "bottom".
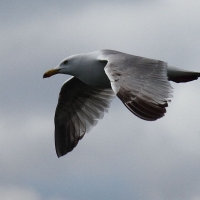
{"left": 43, "top": 49, "right": 200, "bottom": 157}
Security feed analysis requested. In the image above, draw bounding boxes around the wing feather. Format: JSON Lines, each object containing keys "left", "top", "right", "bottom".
{"left": 99, "top": 50, "right": 173, "bottom": 121}
{"left": 54, "top": 77, "right": 115, "bottom": 157}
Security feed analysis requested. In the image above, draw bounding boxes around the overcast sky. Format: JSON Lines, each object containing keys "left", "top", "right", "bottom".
{"left": 1, "top": 0, "right": 200, "bottom": 200}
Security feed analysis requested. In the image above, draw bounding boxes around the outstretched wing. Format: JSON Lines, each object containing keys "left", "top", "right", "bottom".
{"left": 99, "top": 50, "right": 173, "bottom": 121}
{"left": 54, "top": 77, "right": 115, "bottom": 157}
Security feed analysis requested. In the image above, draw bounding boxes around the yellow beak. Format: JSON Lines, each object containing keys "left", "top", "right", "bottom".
{"left": 43, "top": 69, "right": 60, "bottom": 78}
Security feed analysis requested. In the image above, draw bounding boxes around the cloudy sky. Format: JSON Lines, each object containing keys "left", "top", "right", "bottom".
{"left": 1, "top": 0, "right": 200, "bottom": 199}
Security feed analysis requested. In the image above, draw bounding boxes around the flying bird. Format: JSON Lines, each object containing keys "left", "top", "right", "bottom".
{"left": 43, "top": 50, "right": 200, "bottom": 157}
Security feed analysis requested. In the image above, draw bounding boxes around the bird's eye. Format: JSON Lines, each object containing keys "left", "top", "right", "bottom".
{"left": 63, "top": 60, "right": 68, "bottom": 65}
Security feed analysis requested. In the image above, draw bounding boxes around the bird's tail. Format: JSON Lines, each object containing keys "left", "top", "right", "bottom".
{"left": 167, "top": 66, "right": 200, "bottom": 83}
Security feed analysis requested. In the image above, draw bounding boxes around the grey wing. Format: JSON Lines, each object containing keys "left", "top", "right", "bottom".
{"left": 55, "top": 77, "right": 115, "bottom": 157}
{"left": 99, "top": 50, "right": 173, "bottom": 121}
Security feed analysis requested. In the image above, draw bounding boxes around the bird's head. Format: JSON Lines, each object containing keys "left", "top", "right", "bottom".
{"left": 43, "top": 55, "right": 79, "bottom": 78}
{"left": 43, "top": 52, "right": 100, "bottom": 80}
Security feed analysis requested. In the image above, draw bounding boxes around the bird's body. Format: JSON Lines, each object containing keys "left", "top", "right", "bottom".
{"left": 66, "top": 51, "right": 111, "bottom": 88}
{"left": 43, "top": 49, "right": 200, "bottom": 157}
